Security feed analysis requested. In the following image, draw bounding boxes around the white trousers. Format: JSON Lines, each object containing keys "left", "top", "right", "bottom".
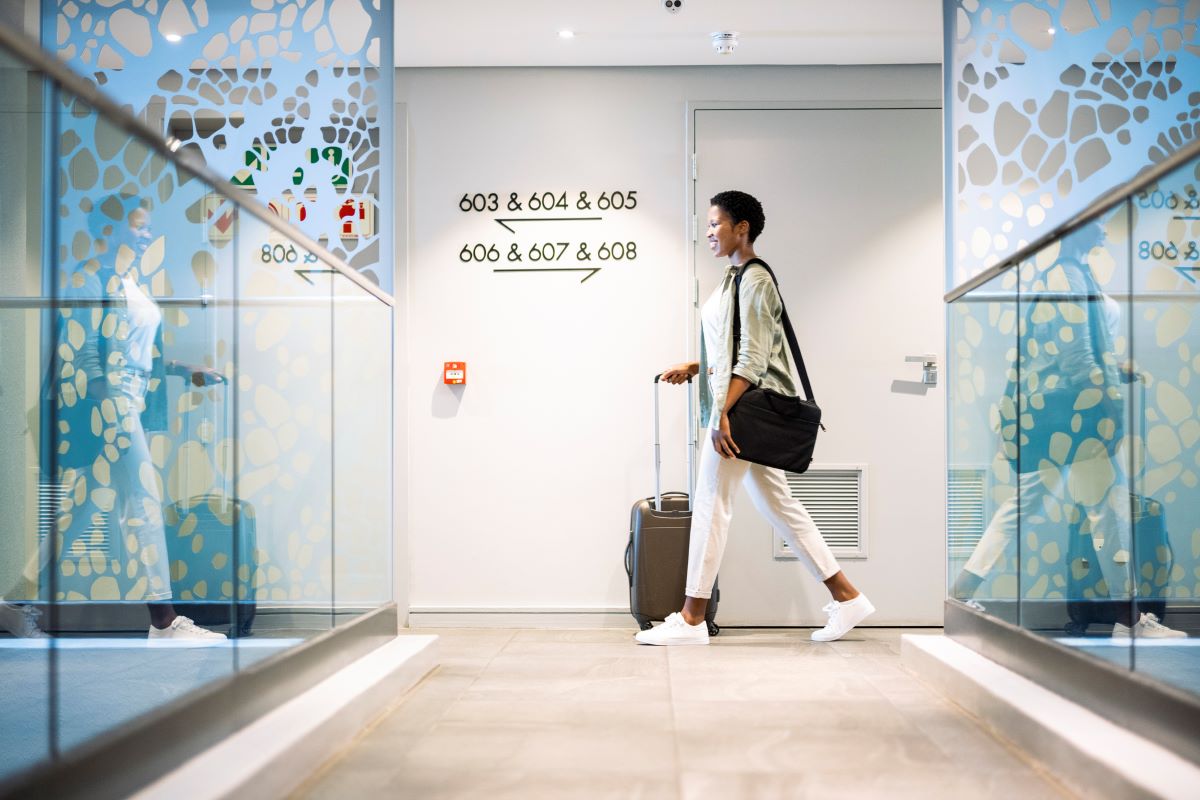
{"left": 963, "top": 466, "right": 1133, "bottom": 598}
{"left": 685, "top": 437, "right": 841, "bottom": 599}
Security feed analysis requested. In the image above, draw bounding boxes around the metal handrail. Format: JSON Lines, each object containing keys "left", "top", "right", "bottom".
{"left": 0, "top": 21, "right": 394, "bottom": 308}
{"left": 945, "top": 135, "right": 1200, "bottom": 304}
{"left": 0, "top": 296, "right": 384, "bottom": 308}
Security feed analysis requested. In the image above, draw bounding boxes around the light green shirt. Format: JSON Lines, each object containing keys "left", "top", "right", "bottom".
{"left": 699, "top": 262, "right": 799, "bottom": 430}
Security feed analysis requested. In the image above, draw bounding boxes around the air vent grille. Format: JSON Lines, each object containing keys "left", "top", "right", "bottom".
{"left": 778, "top": 466, "right": 866, "bottom": 559}
{"left": 38, "top": 481, "right": 111, "bottom": 558}
{"left": 947, "top": 468, "right": 987, "bottom": 559}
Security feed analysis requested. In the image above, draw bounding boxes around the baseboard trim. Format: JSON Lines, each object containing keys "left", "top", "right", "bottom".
{"left": 132, "top": 634, "right": 439, "bottom": 800}
{"left": 902, "top": 634, "right": 1200, "bottom": 799}
{"left": 408, "top": 607, "right": 633, "bottom": 628}
{"left": 407, "top": 607, "right": 942, "bottom": 629}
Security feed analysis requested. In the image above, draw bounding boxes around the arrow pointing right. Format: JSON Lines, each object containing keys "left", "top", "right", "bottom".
{"left": 494, "top": 267, "right": 601, "bottom": 283}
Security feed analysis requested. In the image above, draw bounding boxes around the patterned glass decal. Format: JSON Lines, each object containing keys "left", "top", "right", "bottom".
{"left": 47, "top": 0, "right": 393, "bottom": 291}
{"left": 947, "top": 0, "right": 1200, "bottom": 289}
{"left": 38, "top": 1, "right": 395, "bottom": 608}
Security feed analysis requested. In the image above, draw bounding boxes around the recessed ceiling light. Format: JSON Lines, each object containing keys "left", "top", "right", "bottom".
{"left": 165, "top": 32, "right": 183, "bottom": 43}
{"left": 1047, "top": 27, "right": 1056, "bottom": 35}
{"left": 558, "top": 30, "right": 575, "bottom": 39}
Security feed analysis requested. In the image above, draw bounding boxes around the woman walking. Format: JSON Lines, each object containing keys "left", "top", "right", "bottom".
{"left": 636, "top": 190, "right": 874, "bottom": 646}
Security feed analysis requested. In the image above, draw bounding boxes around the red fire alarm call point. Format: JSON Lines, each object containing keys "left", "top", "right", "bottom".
{"left": 443, "top": 362, "right": 466, "bottom": 385}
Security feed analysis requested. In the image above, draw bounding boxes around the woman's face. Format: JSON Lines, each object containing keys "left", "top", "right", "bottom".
{"left": 706, "top": 205, "right": 744, "bottom": 258}
{"left": 127, "top": 208, "right": 152, "bottom": 254}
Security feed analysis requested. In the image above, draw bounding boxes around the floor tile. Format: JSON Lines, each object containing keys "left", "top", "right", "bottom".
{"left": 442, "top": 698, "right": 676, "bottom": 730}
{"left": 399, "top": 720, "right": 678, "bottom": 776}
{"left": 292, "top": 628, "right": 1074, "bottom": 800}
{"left": 369, "top": 766, "right": 680, "bottom": 800}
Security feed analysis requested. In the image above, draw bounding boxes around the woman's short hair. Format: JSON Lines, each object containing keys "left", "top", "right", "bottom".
{"left": 710, "top": 190, "right": 765, "bottom": 243}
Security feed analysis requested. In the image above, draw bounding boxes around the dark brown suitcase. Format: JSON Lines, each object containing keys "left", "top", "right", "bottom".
{"left": 624, "top": 375, "right": 719, "bottom": 636}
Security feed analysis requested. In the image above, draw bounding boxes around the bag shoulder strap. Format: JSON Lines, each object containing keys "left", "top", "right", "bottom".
{"left": 732, "top": 258, "right": 816, "bottom": 403}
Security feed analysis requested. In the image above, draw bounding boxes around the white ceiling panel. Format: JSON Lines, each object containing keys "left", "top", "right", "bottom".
{"left": 394, "top": 0, "right": 942, "bottom": 67}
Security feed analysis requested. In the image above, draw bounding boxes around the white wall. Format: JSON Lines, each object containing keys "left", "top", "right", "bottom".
{"left": 396, "top": 65, "right": 941, "bottom": 622}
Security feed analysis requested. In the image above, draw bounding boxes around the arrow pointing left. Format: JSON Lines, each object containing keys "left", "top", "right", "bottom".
{"left": 1175, "top": 266, "right": 1200, "bottom": 284}
{"left": 494, "top": 216, "right": 602, "bottom": 234}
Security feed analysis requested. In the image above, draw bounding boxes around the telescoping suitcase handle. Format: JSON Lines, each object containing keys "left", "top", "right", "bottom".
{"left": 652, "top": 373, "right": 696, "bottom": 513}
{"left": 167, "top": 366, "right": 230, "bottom": 507}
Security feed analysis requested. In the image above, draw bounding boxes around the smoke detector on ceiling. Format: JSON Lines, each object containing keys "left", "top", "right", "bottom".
{"left": 711, "top": 32, "right": 738, "bottom": 56}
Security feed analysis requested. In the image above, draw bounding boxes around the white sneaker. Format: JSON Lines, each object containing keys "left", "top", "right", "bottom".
{"left": 634, "top": 612, "right": 709, "bottom": 646}
{"left": 0, "top": 602, "right": 48, "bottom": 638}
{"left": 1112, "top": 613, "right": 1186, "bottom": 639}
{"left": 148, "top": 615, "right": 227, "bottom": 644}
{"left": 811, "top": 594, "right": 876, "bottom": 642}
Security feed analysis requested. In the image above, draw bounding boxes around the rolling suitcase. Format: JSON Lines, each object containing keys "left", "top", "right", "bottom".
{"left": 164, "top": 372, "right": 257, "bottom": 636}
{"left": 1065, "top": 493, "right": 1171, "bottom": 634}
{"left": 625, "top": 373, "right": 720, "bottom": 636}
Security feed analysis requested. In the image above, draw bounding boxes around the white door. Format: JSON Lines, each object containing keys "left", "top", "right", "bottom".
{"left": 692, "top": 106, "right": 945, "bottom": 625}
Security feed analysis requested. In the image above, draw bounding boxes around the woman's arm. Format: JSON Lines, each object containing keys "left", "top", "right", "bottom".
{"left": 732, "top": 269, "right": 782, "bottom": 387}
{"left": 711, "top": 375, "right": 752, "bottom": 458}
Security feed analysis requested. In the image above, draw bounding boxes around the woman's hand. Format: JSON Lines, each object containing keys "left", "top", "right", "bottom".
{"left": 711, "top": 413, "right": 740, "bottom": 459}
{"left": 189, "top": 367, "right": 226, "bottom": 387}
{"left": 168, "top": 360, "right": 227, "bottom": 387}
{"left": 661, "top": 362, "right": 699, "bottom": 385}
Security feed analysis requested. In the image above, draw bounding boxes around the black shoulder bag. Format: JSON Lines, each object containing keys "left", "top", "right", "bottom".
{"left": 726, "top": 258, "right": 824, "bottom": 474}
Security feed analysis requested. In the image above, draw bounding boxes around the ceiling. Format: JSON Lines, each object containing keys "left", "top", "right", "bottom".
{"left": 393, "top": 0, "right": 943, "bottom": 68}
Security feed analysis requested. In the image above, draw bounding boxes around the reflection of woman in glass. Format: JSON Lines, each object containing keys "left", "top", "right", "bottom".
{"left": 952, "top": 223, "right": 1183, "bottom": 639}
{"left": 0, "top": 195, "right": 223, "bottom": 641}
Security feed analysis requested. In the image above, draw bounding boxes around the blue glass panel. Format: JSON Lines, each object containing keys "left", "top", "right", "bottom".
{"left": 1012, "top": 205, "right": 1134, "bottom": 670}
{"left": 948, "top": 270, "right": 1020, "bottom": 625}
{"left": 48, "top": 87, "right": 239, "bottom": 754}
{"left": 1127, "top": 151, "right": 1200, "bottom": 695}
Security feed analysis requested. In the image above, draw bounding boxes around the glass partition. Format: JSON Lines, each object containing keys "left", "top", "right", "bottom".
{"left": 1127, "top": 153, "right": 1200, "bottom": 697}
{"left": 0, "top": 43, "right": 51, "bottom": 783}
{"left": 948, "top": 147, "right": 1200, "bottom": 700}
{"left": 1014, "top": 205, "right": 1134, "bottom": 671}
{"left": 948, "top": 269, "right": 1019, "bottom": 625}
{"left": 333, "top": 279, "right": 393, "bottom": 623}
{"left": 231, "top": 210, "right": 336, "bottom": 640}
{"left": 0, "top": 24, "right": 393, "bottom": 788}
{"left": 48, "top": 85, "right": 246, "bottom": 753}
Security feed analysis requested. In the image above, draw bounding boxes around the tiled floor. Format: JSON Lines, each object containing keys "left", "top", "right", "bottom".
{"left": 293, "top": 627, "right": 1073, "bottom": 800}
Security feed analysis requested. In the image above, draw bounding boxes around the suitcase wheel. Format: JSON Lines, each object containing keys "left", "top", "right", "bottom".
{"left": 639, "top": 621, "right": 653, "bottom": 631}
{"left": 707, "top": 622, "right": 720, "bottom": 637}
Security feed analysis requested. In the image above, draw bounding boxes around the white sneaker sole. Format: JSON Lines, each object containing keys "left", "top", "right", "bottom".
{"left": 634, "top": 629, "right": 710, "bottom": 646}
{"left": 146, "top": 637, "right": 228, "bottom": 648}
{"left": 811, "top": 599, "right": 876, "bottom": 642}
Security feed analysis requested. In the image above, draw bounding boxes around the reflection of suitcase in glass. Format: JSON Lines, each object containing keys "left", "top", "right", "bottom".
{"left": 164, "top": 494, "right": 257, "bottom": 636}
{"left": 1065, "top": 494, "right": 1170, "bottom": 635}
{"left": 164, "top": 374, "right": 257, "bottom": 636}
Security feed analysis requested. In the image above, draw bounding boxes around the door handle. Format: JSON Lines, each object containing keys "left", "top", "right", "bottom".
{"left": 905, "top": 354, "right": 938, "bottom": 386}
